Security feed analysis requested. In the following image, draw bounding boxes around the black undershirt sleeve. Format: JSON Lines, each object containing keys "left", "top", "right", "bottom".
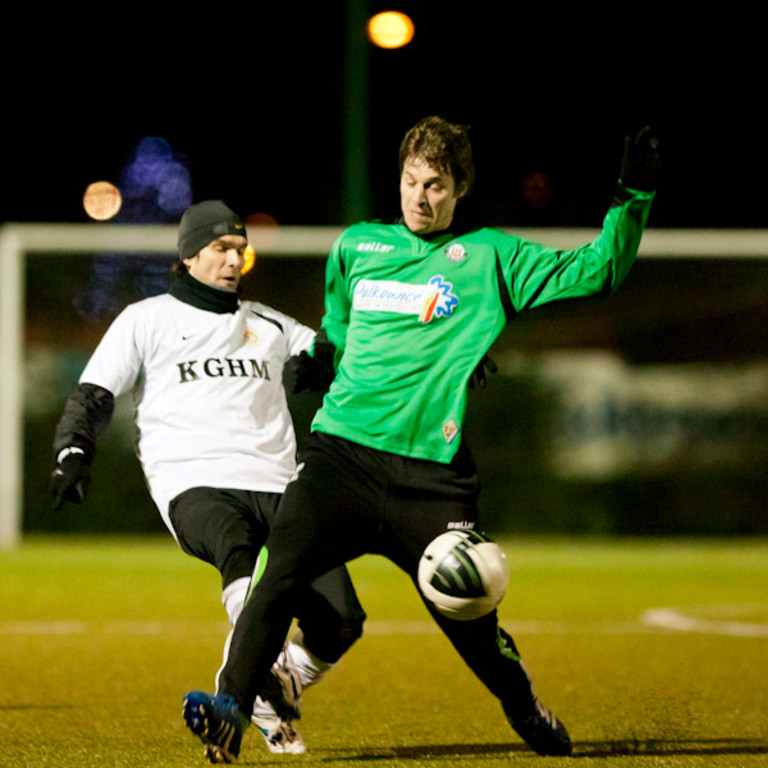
{"left": 53, "top": 383, "right": 115, "bottom": 462}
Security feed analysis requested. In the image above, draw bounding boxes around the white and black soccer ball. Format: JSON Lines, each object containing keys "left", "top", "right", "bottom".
{"left": 417, "top": 530, "right": 509, "bottom": 621}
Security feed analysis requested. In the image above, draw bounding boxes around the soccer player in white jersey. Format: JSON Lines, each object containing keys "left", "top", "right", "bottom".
{"left": 51, "top": 200, "right": 366, "bottom": 756}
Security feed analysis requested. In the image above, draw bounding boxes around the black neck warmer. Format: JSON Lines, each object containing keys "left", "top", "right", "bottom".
{"left": 169, "top": 270, "right": 240, "bottom": 314}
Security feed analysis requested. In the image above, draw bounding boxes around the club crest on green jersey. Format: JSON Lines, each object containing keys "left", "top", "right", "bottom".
{"left": 445, "top": 243, "right": 468, "bottom": 264}
{"left": 353, "top": 275, "right": 458, "bottom": 324}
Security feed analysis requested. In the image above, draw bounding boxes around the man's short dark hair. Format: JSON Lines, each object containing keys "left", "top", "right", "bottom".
{"left": 398, "top": 116, "right": 475, "bottom": 196}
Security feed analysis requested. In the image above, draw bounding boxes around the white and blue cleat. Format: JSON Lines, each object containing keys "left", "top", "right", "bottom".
{"left": 253, "top": 662, "right": 305, "bottom": 753}
{"left": 251, "top": 708, "right": 306, "bottom": 754}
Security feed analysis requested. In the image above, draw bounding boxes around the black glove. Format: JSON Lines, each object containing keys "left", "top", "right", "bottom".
{"left": 51, "top": 447, "right": 91, "bottom": 511}
{"left": 283, "top": 350, "right": 335, "bottom": 395}
{"left": 620, "top": 125, "right": 661, "bottom": 192}
{"left": 468, "top": 354, "right": 498, "bottom": 389}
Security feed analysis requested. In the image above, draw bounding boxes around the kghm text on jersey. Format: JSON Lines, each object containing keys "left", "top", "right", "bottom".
{"left": 176, "top": 358, "right": 270, "bottom": 383}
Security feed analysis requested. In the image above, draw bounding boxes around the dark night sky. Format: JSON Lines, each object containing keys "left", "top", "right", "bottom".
{"left": 2, "top": 6, "right": 763, "bottom": 230}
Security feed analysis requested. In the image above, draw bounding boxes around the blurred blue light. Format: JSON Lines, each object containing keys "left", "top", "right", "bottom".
{"left": 156, "top": 162, "right": 193, "bottom": 215}
{"left": 75, "top": 136, "right": 190, "bottom": 323}
{"left": 119, "top": 136, "right": 192, "bottom": 223}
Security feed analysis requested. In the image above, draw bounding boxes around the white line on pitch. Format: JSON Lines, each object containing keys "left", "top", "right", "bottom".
{"left": 642, "top": 607, "right": 768, "bottom": 638}
{"left": 2, "top": 611, "right": 766, "bottom": 637}
{"left": 0, "top": 618, "right": 659, "bottom": 636}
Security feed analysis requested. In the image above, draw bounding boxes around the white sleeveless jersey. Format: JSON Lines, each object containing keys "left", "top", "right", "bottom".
{"left": 79, "top": 293, "right": 314, "bottom": 533}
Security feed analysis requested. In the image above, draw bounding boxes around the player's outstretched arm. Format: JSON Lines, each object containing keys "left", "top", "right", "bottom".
{"left": 503, "top": 128, "right": 659, "bottom": 312}
{"left": 51, "top": 383, "right": 114, "bottom": 510}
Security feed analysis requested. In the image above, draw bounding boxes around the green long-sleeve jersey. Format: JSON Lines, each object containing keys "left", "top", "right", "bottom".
{"left": 312, "top": 187, "right": 654, "bottom": 464}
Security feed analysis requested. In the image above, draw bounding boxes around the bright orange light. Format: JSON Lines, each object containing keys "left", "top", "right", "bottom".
{"left": 83, "top": 181, "right": 122, "bottom": 221}
{"left": 367, "top": 11, "right": 414, "bottom": 49}
{"left": 241, "top": 212, "right": 280, "bottom": 274}
{"left": 241, "top": 243, "right": 256, "bottom": 275}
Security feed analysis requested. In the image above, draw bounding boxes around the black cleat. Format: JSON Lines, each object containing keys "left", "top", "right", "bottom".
{"left": 505, "top": 697, "right": 572, "bottom": 756}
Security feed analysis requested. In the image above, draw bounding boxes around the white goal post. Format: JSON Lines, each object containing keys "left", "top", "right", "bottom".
{"left": 2, "top": 223, "right": 767, "bottom": 548}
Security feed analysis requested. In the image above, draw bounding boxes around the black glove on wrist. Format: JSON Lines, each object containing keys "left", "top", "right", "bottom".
{"left": 51, "top": 447, "right": 91, "bottom": 511}
{"left": 469, "top": 354, "right": 499, "bottom": 389}
{"left": 620, "top": 125, "right": 661, "bottom": 192}
{"left": 283, "top": 350, "right": 336, "bottom": 395}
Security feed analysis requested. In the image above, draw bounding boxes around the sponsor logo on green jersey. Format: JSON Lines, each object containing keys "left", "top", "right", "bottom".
{"left": 353, "top": 275, "right": 459, "bottom": 324}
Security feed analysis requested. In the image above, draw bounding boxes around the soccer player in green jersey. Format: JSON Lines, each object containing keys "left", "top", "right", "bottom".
{"left": 183, "top": 117, "right": 660, "bottom": 762}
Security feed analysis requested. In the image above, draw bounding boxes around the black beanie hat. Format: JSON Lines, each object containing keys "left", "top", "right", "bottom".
{"left": 178, "top": 201, "right": 247, "bottom": 261}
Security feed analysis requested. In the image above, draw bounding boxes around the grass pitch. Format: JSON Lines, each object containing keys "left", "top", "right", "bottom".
{"left": 0, "top": 536, "right": 766, "bottom": 767}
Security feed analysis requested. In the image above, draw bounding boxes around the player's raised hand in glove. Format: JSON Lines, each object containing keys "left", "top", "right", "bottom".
{"left": 51, "top": 446, "right": 91, "bottom": 511}
{"left": 620, "top": 125, "right": 661, "bottom": 192}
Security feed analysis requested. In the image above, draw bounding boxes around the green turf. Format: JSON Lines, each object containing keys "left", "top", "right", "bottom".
{"left": 0, "top": 535, "right": 766, "bottom": 766}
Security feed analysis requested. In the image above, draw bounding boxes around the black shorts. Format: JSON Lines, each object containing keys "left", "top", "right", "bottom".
{"left": 169, "top": 487, "right": 281, "bottom": 588}
{"left": 268, "top": 431, "right": 482, "bottom": 583}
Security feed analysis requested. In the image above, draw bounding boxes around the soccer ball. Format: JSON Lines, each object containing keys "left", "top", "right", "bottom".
{"left": 417, "top": 530, "right": 509, "bottom": 621}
